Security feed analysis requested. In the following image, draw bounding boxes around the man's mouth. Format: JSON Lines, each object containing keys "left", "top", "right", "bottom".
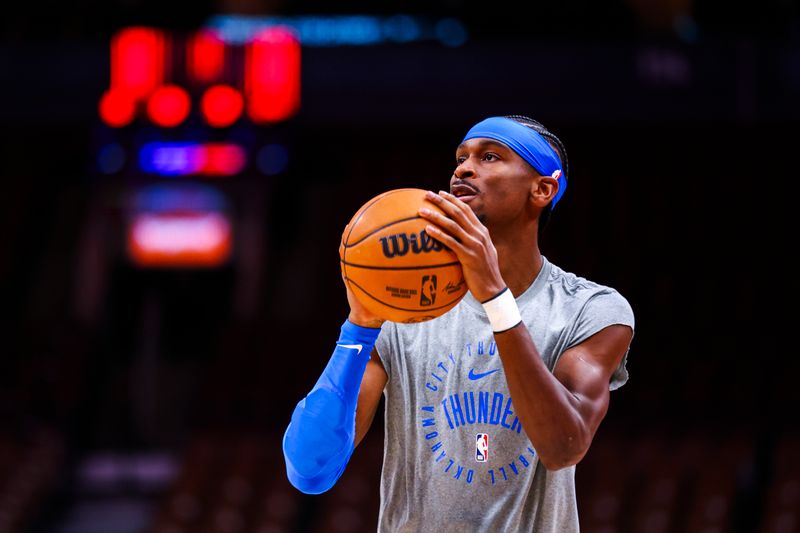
{"left": 451, "top": 183, "right": 479, "bottom": 202}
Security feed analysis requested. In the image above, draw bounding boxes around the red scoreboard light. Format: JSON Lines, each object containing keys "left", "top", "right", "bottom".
{"left": 245, "top": 27, "right": 301, "bottom": 123}
{"left": 201, "top": 85, "right": 244, "bottom": 127}
{"left": 99, "top": 27, "right": 167, "bottom": 127}
{"left": 98, "top": 90, "right": 137, "bottom": 128}
{"left": 188, "top": 30, "right": 226, "bottom": 84}
{"left": 111, "top": 26, "right": 166, "bottom": 102}
{"left": 99, "top": 25, "right": 300, "bottom": 128}
{"left": 147, "top": 85, "right": 192, "bottom": 127}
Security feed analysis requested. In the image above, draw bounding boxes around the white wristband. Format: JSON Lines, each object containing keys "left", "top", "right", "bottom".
{"left": 481, "top": 288, "right": 522, "bottom": 333}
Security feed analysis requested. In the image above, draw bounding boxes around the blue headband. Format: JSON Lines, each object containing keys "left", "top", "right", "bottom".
{"left": 463, "top": 117, "right": 567, "bottom": 208}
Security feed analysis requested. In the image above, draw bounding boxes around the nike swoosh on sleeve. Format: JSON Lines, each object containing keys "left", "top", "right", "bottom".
{"left": 337, "top": 343, "right": 364, "bottom": 355}
{"left": 468, "top": 368, "right": 500, "bottom": 380}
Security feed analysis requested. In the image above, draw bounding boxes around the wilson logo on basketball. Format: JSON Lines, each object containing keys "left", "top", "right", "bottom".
{"left": 379, "top": 231, "right": 445, "bottom": 258}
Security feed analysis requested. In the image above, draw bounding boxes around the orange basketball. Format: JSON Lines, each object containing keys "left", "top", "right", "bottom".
{"left": 339, "top": 188, "right": 468, "bottom": 323}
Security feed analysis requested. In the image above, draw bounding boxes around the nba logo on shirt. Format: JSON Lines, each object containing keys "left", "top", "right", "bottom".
{"left": 476, "top": 433, "right": 489, "bottom": 462}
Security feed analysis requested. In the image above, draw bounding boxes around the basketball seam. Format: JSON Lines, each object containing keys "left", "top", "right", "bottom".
{"left": 343, "top": 215, "right": 426, "bottom": 248}
{"left": 345, "top": 277, "right": 463, "bottom": 313}
{"left": 342, "top": 189, "right": 413, "bottom": 281}
{"left": 340, "top": 259, "right": 461, "bottom": 271}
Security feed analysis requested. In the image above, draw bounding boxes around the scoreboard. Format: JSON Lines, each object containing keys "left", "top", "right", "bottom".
{"left": 98, "top": 25, "right": 300, "bottom": 130}
{"left": 95, "top": 25, "right": 300, "bottom": 268}
{"left": 93, "top": 16, "right": 467, "bottom": 269}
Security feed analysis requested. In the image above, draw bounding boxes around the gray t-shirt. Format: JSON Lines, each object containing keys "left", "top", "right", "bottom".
{"left": 374, "top": 256, "right": 635, "bottom": 533}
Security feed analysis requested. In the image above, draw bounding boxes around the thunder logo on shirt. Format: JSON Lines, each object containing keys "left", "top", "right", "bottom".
{"left": 418, "top": 339, "right": 538, "bottom": 486}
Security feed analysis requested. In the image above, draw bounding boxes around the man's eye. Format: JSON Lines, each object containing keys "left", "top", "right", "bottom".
{"left": 483, "top": 153, "right": 498, "bottom": 161}
{"left": 456, "top": 156, "right": 467, "bottom": 165}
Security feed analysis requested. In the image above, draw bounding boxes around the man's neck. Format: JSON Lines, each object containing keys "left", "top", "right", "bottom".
{"left": 491, "top": 224, "right": 543, "bottom": 298}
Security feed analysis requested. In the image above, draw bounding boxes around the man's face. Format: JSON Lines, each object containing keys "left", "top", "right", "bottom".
{"left": 449, "top": 138, "right": 539, "bottom": 226}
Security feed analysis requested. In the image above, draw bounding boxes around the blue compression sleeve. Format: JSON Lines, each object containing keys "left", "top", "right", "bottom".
{"left": 282, "top": 319, "right": 381, "bottom": 494}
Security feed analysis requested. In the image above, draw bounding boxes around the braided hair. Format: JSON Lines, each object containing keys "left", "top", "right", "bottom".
{"left": 504, "top": 115, "right": 569, "bottom": 236}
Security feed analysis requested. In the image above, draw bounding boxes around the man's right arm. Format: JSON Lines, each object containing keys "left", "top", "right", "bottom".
{"left": 282, "top": 278, "right": 387, "bottom": 494}
{"left": 355, "top": 349, "right": 388, "bottom": 447}
{"left": 282, "top": 321, "right": 386, "bottom": 494}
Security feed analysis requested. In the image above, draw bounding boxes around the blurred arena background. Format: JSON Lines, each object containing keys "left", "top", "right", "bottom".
{"left": 1, "top": 0, "right": 798, "bottom": 532}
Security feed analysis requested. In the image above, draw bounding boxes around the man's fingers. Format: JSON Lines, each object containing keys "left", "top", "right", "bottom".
{"left": 424, "top": 190, "right": 472, "bottom": 225}
{"left": 424, "top": 224, "right": 464, "bottom": 254}
{"left": 418, "top": 207, "right": 470, "bottom": 241}
{"left": 436, "top": 190, "right": 482, "bottom": 226}
{"left": 423, "top": 190, "right": 486, "bottom": 240}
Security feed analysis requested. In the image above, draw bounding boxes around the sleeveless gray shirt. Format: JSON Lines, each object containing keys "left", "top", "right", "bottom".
{"left": 374, "top": 257, "right": 635, "bottom": 532}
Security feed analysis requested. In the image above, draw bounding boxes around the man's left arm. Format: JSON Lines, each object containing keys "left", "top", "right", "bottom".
{"left": 418, "top": 189, "right": 633, "bottom": 470}
{"left": 493, "top": 323, "right": 633, "bottom": 470}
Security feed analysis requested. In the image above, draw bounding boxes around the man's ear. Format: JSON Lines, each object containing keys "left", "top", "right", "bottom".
{"left": 531, "top": 176, "right": 559, "bottom": 208}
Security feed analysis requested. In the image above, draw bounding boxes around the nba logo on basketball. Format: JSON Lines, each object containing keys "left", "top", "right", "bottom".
{"left": 420, "top": 275, "right": 437, "bottom": 306}
{"left": 476, "top": 433, "right": 489, "bottom": 462}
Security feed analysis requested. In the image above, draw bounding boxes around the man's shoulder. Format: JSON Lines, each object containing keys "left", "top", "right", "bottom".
{"left": 545, "top": 260, "right": 633, "bottom": 314}
{"left": 545, "top": 260, "right": 635, "bottom": 331}
{"left": 546, "top": 260, "right": 616, "bottom": 297}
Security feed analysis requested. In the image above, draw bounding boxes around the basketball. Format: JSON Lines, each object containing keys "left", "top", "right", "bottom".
{"left": 339, "top": 188, "right": 468, "bottom": 323}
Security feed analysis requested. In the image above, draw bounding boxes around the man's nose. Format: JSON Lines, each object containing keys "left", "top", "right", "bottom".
{"left": 454, "top": 159, "right": 475, "bottom": 180}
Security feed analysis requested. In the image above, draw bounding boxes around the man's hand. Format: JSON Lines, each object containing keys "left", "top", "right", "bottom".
{"left": 418, "top": 190, "right": 505, "bottom": 302}
{"left": 340, "top": 248, "right": 385, "bottom": 329}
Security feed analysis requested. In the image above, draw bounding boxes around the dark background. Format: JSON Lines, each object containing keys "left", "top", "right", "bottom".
{"left": 1, "top": 0, "right": 798, "bottom": 532}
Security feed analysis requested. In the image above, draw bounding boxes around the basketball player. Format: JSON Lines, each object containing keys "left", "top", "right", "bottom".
{"left": 283, "top": 115, "right": 635, "bottom": 532}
